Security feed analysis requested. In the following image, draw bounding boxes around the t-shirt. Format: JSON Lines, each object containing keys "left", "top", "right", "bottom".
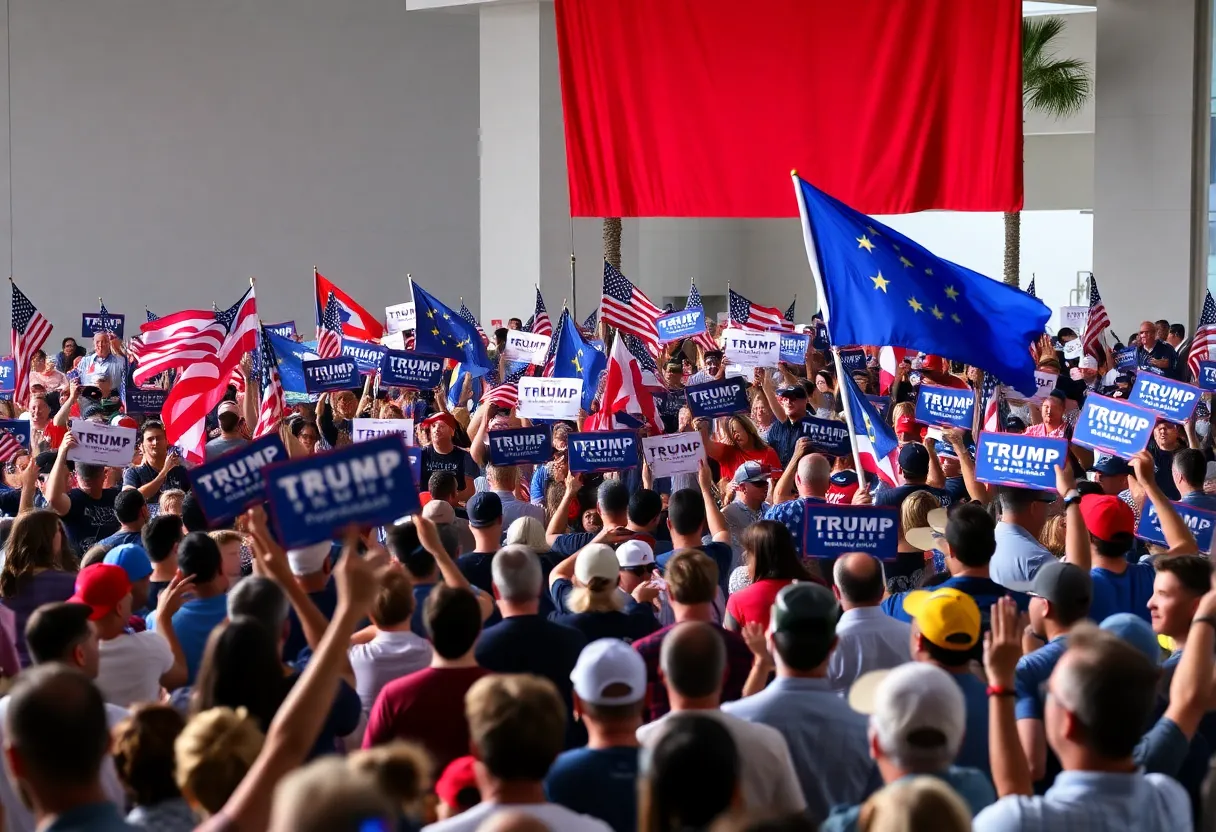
{"left": 122, "top": 462, "right": 192, "bottom": 497}
{"left": 883, "top": 575, "right": 1029, "bottom": 633}
{"left": 96, "top": 630, "right": 175, "bottom": 708}
{"left": 284, "top": 581, "right": 338, "bottom": 663}
{"left": 716, "top": 445, "right": 782, "bottom": 485}
{"left": 422, "top": 802, "right": 613, "bottom": 832}
{"left": 1014, "top": 637, "right": 1068, "bottom": 721}
{"left": 456, "top": 551, "right": 497, "bottom": 594}
{"left": 766, "top": 417, "right": 816, "bottom": 467}
{"left": 1090, "top": 562, "right": 1156, "bottom": 624}
{"left": 285, "top": 670, "right": 363, "bottom": 758}
{"left": 96, "top": 530, "right": 143, "bottom": 549}
{"left": 2, "top": 571, "right": 78, "bottom": 668}
{"left": 363, "top": 665, "right": 492, "bottom": 773}
{"left": 657, "top": 541, "right": 734, "bottom": 598}
{"left": 545, "top": 747, "right": 639, "bottom": 832}
{"left": 410, "top": 581, "right": 435, "bottom": 639}
{"left": 145, "top": 579, "right": 171, "bottom": 615}
{"left": 1149, "top": 443, "right": 1182, "bottom": 501}
{"left": 548, "top": 607, "right": 660, "bottom": 644}
{"left": 204, "top": 435, "right": 248, "bottom": 462}
{"left": 349, "top": 630, "right": 434, "bottom": 714}
{"left": 420, "top": 446, "right": 479, "bottom": 492}
{"left": 726, "top": 578, "right": 794, "bottom": 632}
{"left": 954, "top": 672, "right": 992, "bottom": 780}
{"left": 1180, "top": 491, "right": 1216, "bottom": 512}
{"left": 874, "top": 483, "right": 953, "bottom": 509}
{"left": 155, "top": 594, "right": 228, "bottom": 684}
{"left": 61, "top": 487, "right": 122, "bottom": 551}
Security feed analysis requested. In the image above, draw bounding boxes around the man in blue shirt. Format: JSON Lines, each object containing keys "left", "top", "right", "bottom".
{"left": 1135, "top": 319, "right": 1181, "bottom": 379}
{"left": 874, "top": 444, "right": 952, "bottom": 510}
{"left": 151, "top": 531, "right": 228, "bottom": 683}
{"left": 758, "top": 375, "right": 814, "bottom": 467}
{"left": 1172, "top": 448, "right": 1216, "bottom": 511}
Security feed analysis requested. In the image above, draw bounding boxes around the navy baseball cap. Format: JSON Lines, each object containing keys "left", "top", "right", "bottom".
{"left": 466, "top": 492, "right": 503, "bottom": 528}
{"left": 898, "top": 444, "right": 930, "bottom": 478}
{"left": 1090, "top": 455, "right": 1131, "bottom": 476}
{"left": 777, "top": 385, "right": 807, "bottom": 399}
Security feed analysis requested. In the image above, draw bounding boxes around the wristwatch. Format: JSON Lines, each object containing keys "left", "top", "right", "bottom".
{"left": 1062, "top": 489, "right": 1081, "bottom": 508}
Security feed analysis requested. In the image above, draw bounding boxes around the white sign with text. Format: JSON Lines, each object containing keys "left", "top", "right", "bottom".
{"left": 351, "top": 418, "right": 414, "bottom": 445}
{"left": 385, "top": 302, "right": 416, "bottom": 334}
{"left": 504, "top": 331, "right": 552, "bottom": 365}
{"left": 516, "top": 378, "right": 582, "bottom": 420}
{"left": 68, "top": 420, "right": 138, "bottom": 467}
{"left": 723, "top": 331, "right": 780, "bottom": 369}
{"left": 642, "top": 432, "right": 707, "bottom": 480}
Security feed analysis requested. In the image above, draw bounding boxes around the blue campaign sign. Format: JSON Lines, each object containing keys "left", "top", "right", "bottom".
{"left": 568, "top": 431, "right": 640, "bottom": 474}
{"left": 265, "top": 321, "right": 297, "bottom": 339}
{"left": 798, "top": 416, "right": 851, "bottom": 456}
{"left": 812, "top": 322, "right": 831, "bottom": 351}
{"left": 865, "top": 395, "right": 891, "bottom": 420}
{"left": 684, "top": 378, "right": 749, "bottom": 419}
{"left": 81, "top": 312, "right": 125, "bottom": 339}
{"left": 803, "top": 502, "right": 899, "bottom": 560}
{"left": 1072, "top": 394, "right": 1156, "bottom": 458}
{"left": 975, "top": 432, "right": 1068, "bottom": 492}
{"left": 1136, "top": 501, "right": 1216, "bottom": 553}
{"left": 341, "top": 338, "right": 387, "bottom": 375}
{"left": 1199, "top": 361, "right": 1216, "bottom": 392}
{"left": 303, "top": 357, "right": 360, "bottom": 393}
{"left": 263, "top": 435, "right": 421, "bottom": 548}
{"left": 0, "top": 359, "right": 15, "bottom": 393}
{"left": 655, "top": 309, "right": 706, "bottom": 343}
{"left": 838, "top": 349, "right": 866, "bottom": 374}
{"left": 380, "top": 350, "right": 444, "bottom": 389}
{"left": 407, "top": 447, "right": 422, "bottom": 485}
{"left": 1128, "top": 374, "right": 1202, "bottom": 423}
{"left": 1115, "top": 346, "right": 1138, "bottom": 371}
{"left": 189, "top": 433, "right": 288, "bottom": 527}
{"left": 914, "top": 385, "right": 975, "bottom": 430}
{"left": 0, "top": 419, "right": 30, "bottom": 452}
{"left": 488, "top": 425, "right": 553, "bottom": 466}
{"left": 780, "top": 333, "right": 809, "bottom": 364}
{"left": 126, "top": 388, "right": 168, "bottom": 414}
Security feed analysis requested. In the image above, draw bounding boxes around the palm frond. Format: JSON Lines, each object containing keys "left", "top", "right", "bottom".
{"left": 1022, "top": 18, "right": 1091, "bottom": 119}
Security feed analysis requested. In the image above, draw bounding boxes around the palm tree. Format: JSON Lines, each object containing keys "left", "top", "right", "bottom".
{"left": 1005, "top": 16, "right": 1092, "bottom": 287}
{"left": 603, "top": 217, "right": 622, "bottom": 270}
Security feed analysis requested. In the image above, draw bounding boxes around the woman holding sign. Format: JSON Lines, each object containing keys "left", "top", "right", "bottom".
{"left": 702, "top": 417, "right": 780, "bottom": 485}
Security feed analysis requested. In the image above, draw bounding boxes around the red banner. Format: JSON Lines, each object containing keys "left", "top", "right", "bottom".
{"left": 555, "top": 0, "right": 1023, "bottom": 218}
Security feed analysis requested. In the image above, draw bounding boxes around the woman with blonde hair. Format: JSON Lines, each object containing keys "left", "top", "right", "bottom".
{"left": 112, "top": 703, "right": 196, "bottom": 831}
{"left": 0, "top": 509, "right": 77, "bottom": 667}
{"left": 857, "top": 777, "right": 971, "bottom": 832}
{"left": 1039, "top": 512, "right": 1067, "bottom": 559}
{"left": 505, "top": 516, "right": 551, "bottom": 556}
{"left": 889, "top": 491, "right": 941, "bottom": 591}
{"left": 175, "top": 706, "right": 265, "bottom": 819}
{"left": 702, "top": 415, "right": 781, "bottom": 484}
{"left": 748, "top": 392, "right": 775, "bottom": 442}
{"left": 547, "top": 544, "right": 660, "bottom": 642}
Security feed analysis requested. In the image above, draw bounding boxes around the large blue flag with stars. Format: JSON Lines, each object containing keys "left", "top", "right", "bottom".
{"left": 794, "top": 175, "right": 1049, "bottom": 393}
{"left": 550, "top": 308, "right": 606, "bottom": 411}
{"left": 412, "top": 283, "right": 492, "bottom": 377}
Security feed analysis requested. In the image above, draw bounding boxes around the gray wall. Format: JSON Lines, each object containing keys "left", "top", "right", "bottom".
{"left": 0, "top": 0, "right": 479, "bottom": 343}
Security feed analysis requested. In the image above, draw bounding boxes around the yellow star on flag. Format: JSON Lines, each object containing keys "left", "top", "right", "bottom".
{"left": 892, "top": 244, "right": 901, "bottom": 252}
{"left": 857, "top": 235, "right": 875, "bottom": 253}
{"left": 863, "top": 412, "right": 877, "bottom": 442}
{"left": 931, "top": 305, "right": 944, "bottom": 320}
{"left": 870, "top": 272, "right": 890, "bottom": 293}
{"left": 908, "top": 297, "right": 924, "bottom": 313}
{"left": 866, "top": 225, "right": 882, "bottom": 237}
{"left": 900, "top": 256, "right": 914, "bottom": 269}
{"left": 944, "top": 285, "right": 960, "bottom": 301}
{"left": 431, "top": 327, "right": 440, "bottom": 336}
{"left": 951, "top": 313, "right": 962, "bottom": 324}
{"left": 925, "top": 268, "right": 934, "bottom": 276}
{"left": 427, "top": 309, "right": 435, "bottom": 319}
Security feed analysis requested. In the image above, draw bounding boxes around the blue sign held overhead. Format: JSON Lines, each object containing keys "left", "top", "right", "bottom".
{"left": 265, "top": 321, "right": 297, "bottom": 340}
{"left": 812, "top": 322, "right": 831, "bottom": 351}
{"left": 263, "top": 435, "right": 421, "bottom": 549}
{"left": 798, "top": 417, "right": 851, "bottom": 457}
{"left": 189, "top": 434, "right": 288, "bottom": 528}
{"left": 780, "top": 333, "right": 809, "bottom": 364}
{"left": 1136, "top": 501, "right": 1216, "bottom": 553}
{"left": 0, "top": 419, "right": 30, "bottom": 452}
{"left": 914, "top": 385, "right": 975, "bottom": 430}
{"left": 341, "top": 338, "right": 387, "bottom": 375}
{"left": 655, "top": 309, "right": 706, "bottom": 343}
{"left": 838, "top": 349, "right": 866, "bottom": 375}
{"left": 974, "top": 432, "right": 1068, "bottom": 492}
{"left": 1115, "top": 346, "right": 1138, "bottom": 371}
{"left": 488, "top": 425, "right": 554, "bottom": 466}
{"left": 684, "top": 378, "right": 750, "bottom": 420}
{"left": 802, "top": 502, "right": 899, "bottom": 560}
{"left": 379, "top": 351, "right": 444, "bottom": 390}
{"left": 81, "top": 312, "right": 125, "bottom": 339}
{"left": 1071, "top": 394, "right": 1156, "bottom": 459}
{"left": 303, "top": 357, "right": 360, "bottom": 394}
{"left": 1128, "top": 374, "right": 1202, "bottom": 423}
{"left": 568, "top": 431, "right": 640, "bottom": 474}
{"left": 125, "top": 388, "right": 168, "bottom": 414}
{"left": 0, "top": 359, "right": 15, "bottom": 394}
{"left": 407, "top": 447, "right": 422, "bottom": 486}
{"left": 1199, "top": 361, "right": 1216, "bottom": 392}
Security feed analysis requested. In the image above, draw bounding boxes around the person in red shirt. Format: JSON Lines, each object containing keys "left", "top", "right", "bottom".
{"left": 724, "top": 521, "right": 814, "bottom": 634}
{"left": 704, "top": 416, "right": 782, "bottom": 485}
{"left": 362, "top": 583, "right": 490, "bottom": 773}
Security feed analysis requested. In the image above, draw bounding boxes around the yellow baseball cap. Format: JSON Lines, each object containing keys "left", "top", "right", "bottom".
{"left": 902, "top": 588, "right": 981, "bottom": 651}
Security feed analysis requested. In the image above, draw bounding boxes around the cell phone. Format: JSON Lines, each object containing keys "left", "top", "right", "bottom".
{"left": 66, "top": 370, "right": 80, "bottom": 383}
{"left": 925, "top": 426, "right": 945, "bottom": 442}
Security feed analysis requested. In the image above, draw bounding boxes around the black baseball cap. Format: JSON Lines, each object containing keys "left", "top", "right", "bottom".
{"left": 898, "top": 444, "right": 930, "bottom": 478}
{"left": 466, "top": 492, "right": 503, "bottom": 528}
{"left": 777, "top": 385, "right": 808, "bottom": 399}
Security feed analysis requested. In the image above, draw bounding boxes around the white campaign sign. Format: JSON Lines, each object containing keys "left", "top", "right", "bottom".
{"left": 351, "top": 418, "right": 414, "bottom": 445}
{"left": 385, "top": 302, "right": 416, "bottom": 334}
{"left": 723, "top": 331, "right": 780, "bottom": 368}
{"left": 504, "top": 331, "right": 552, "bottom": 365}
{"left": 642, "top": 432, "right": 706, "bottom": 480}
{"left": 1059, "top": 306, "right": 1089, "bottom": 335}
{"left": 1002, "top": 370, "right": 1059, "bottom": 403}
{"left": 68, "top": 420, "right": 138, "bottom": 467}
{"left": 381, "top": 330, "right": 407, "bottom": 350}
{"left": 1063, "top": 339, "right": 1083, "bottom": 360}
{"left": 516, "top": 377, "right": 582, "bottom": 420}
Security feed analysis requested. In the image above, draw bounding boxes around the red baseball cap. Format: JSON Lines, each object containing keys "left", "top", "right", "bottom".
{"left": 68, "top": 564, "right": 131, "bottom": 621}
{"left": 435, "top": 755, "right": 479, "bottom": 808}
{"left": 895, "top": 414, "right": 921, "bottom": 435}
{"left": 420, "top": 413, "right": 458, "bottom": 433}
{"left": 1078, "top": 494, "right": 1134, "bottom": 542}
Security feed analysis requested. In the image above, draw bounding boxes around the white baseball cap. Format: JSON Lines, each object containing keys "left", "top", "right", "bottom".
{"left": 286, "top": 540, "right": 331, "bottom": 576}
{"left": 1079, "top": 355, "right": 1098, "bottom": 370}
{"left": 849, "top": 664, "right": 965, "bottom": 769}
{"left": 616, "top": 540, "right": 655, "bottom": 568}
{"left": 570, "top": 638, "right": 646, "bottom": 706}
{"left": 575, "top": 544, "right": 620, "bottom": 584}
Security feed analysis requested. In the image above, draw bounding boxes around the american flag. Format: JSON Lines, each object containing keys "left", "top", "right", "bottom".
{"left": 481, "top": 362, "right": 529, "bottom": 409}
{"left": 729, "top": 288, "right": 794, "bottom": 332}
{"left": 529, "top": 288, "right": 553, "bottom": 338}
{"left": 458, "top": 301, "right": 487, "bottom": 343}
{"left": 1079, "top": 274, "right": 1110, "bottom": 357}
{"left": 134, "top": 306, "right": 228, "bottom": 385}
{"left": 523, "top": 315, "right": 535, "bottom": 333}
{"left": 581, "top": 308, "right": 598, "bottom": 334}
{"left": 784, "top": 298, "right": 796, "bottom": 327}
{"left": 252, "top": 325, "right": 284, "bottom": 438}
{"left": 981, "top": 372, "right": 1002, "bottom": 433}
{"left": 129, "top": 308, "right": 158, "bottom": 365}
{"left": 601, "top": 262, "right": 662, "bottom": 354}
{"left": 621, "top": 332, "right": 659, "bottom": 375}
{"left": 539, "top": 308, "right": 568, "bottom": 377}
{"left": 317, "top": 292, "right": 343, "bottom": 359}
{"left": 1025, "top": 277, "right": 1037, "bottom": 299}
{"left": 685, "top": 283, "right": 719, "bottom": 352}
{"left": 0, "top": 428, "right": 22, "bottom": 463}
{"left": 96, "top": 302, "right": 118, "bottom": 335}
{"left": 1187, "top": 290, "right": 1216, "bottom": 380}
{"left": 10, "top": 282, "right": 52, "bottom": 409}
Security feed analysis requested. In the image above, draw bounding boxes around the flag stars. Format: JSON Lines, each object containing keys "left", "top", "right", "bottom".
{"left": 857, "top": 235, "right": 875, "bottom": 253}
{"left": 930, "top": 305, "right": 944, "bottom": 320}
{"left": 925, "top": 268, "right": 934, "bottom": 276}
{"left": 870, "top": 272, "right": 890, "bottom": 293}
{"left": 907, "top": 297, "right": 924, "bottom": 313}
{"left": 951, "top": 313, "right": 962, "bottom": 324}
{"left": 866, "top": 225, "right": 882, "bottom": 237}
{"left": 892, "top": 244, "right": 901, "bottom": 252}
{"left": 899, "top": 256, "right": 914, "bottom": 269}
{"left": 944, "top": 285, "right": 960, "bottom": 301}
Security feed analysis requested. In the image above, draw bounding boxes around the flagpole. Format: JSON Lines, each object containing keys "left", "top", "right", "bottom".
{"left": 312, "top": 265, "right": 320, "bottom": 340}
{"left": 792, "top": 170, "right": 867, "bottom": 484}
{"left": 570, "top": 216, "right": 577, "bottom": 319}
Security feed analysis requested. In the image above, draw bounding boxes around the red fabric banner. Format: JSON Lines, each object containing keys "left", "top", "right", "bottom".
{"left": 555, "top": 0, "right": 1023, "bottom": 218}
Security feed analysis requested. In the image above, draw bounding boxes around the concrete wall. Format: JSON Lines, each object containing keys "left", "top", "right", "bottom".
{"left": 0, "top": 0, "right": 480, "bottom": 342}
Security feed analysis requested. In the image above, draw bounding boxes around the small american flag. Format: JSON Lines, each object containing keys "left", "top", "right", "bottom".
{"left": 96, "top": 302, "right": 119, "bottom": 335}
{"left": 530, "top": 288, "right": 553, "bottom": 338}
{"left": 317, "top": 292, "right": 343, "bottom": 359}
{"left": 1025, "top": 277, "right": 1037, "bottom": 299}
{"left": 252, "top": 325, "right": 284, "bottom": 438}
{"left": 981, "top": 372, "right": 1002, "bottom": 433}
{"left": 10, "top": 282, "right": 52, "bottom": 409}
{"left": 1080, "top": 274, "right": 1110, "bottom": 357}
{"left": 458, "top": 301, "right": 487, "bottom": 343}
{"left": 581, "top": 308, "right": 598, "bottom": 334}
{"left": 729, "top": 288, "right": 794, "bottom": 332}
{"left": 0, "top": 428, "right": 22, "bottom": 463}
{"left": 601, "top": 262, "right": 662, "bottom": 354}
{"left": 1188, "top": 290, "right": 1216, "bottom": 380}
{"left": 481, "top": 362, "right": 529, "bottom": 409}
{"left": 685, "top": 283, "right": 719, "bottom": 352}
{"left": 621, "top": 332, "right": 659, "bottom": 375}
{"left": 784, "top": 298, "right": 796, "bottom": 327}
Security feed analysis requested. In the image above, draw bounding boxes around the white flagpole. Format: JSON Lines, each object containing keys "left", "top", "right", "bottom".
{"left": 792, "top": 170, "right": 868, "bottom": 484}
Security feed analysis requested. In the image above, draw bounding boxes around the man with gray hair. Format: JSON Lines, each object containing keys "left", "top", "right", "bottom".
{"left": 228, "top": 575, "right": 292, "bottom": 641}
{"left": 476, "top": 545, "right": 587, "bottom": 746}
{"left": 828, "top": 553, "right": 911, "bottom": 693}
{"left": 636, "top": 621, "right": 805, "bottom": 816}
{"left": 821, "top": 663, "right": 996, "bottom": 830}
{"left": 485, "top": 464, "right": 545, "bottom": 532}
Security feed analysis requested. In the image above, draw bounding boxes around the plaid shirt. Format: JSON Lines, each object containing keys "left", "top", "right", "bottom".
{"left": 633, "top": 622, "right": 756, "bottom": 723}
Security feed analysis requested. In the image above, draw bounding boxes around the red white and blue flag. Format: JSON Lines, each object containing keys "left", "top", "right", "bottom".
{"left": 316, "top": 292, "right": 344, "bottom": 359}
{"left": 842, "top": 371, "right": 900, "bottom": 487}
{"left": 586, "top": 332, "right": 661, "bottom": 432}
{"left": 527, "top": 287, "right": 553, "bottom": 338}
{"left": 601, "top": 262, "right": 663, "bottom": 354}
{"left": 314, "top": 270, "right": 384, "bottom": 342}
{"left": 10, "top": 282, "right": 52, "bottom": 408}
{"left": 728, "top": 288, "right": 795, "bottom": 332}
{"left": 685, "top": 283, "right": 719, "bottom": 352}
{"left": 1080, "top": 274, "right": 1110, "bottom": 358}
{"left": 1187, "top": 290, "right": 1216, "bottom": 380}
{"left": 252, "top": 324, "right": 285, "bottom": 438}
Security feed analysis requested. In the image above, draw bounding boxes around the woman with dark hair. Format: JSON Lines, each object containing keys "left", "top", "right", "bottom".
{"left": 190, "top": 617, "right": 290, "bottom": 733}
{"left": 703, "top": 415, "right": 780, "bottom": 484}
{"left": 639, "top": 713, "right": 741, "bottom": 832}
{"left": 723, "top": 521, "right": 812, "bottom": 633}
{"left": 530, "top": 422, "right": 573, "bottom": 505}
{"left": 113, "top": 703, "right": 197, "bottom": 831}
{"left": 290, "top": 419, "right": 320, "bottom": 456}
{"left": 0, "top": 509, "right": 78, "bottom": 666}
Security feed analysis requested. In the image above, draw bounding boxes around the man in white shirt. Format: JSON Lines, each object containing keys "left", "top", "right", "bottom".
{"left": 71, "top": 563, "right": 188, "bottom": 708}
{"left": 423, "top": 674, "right": 612, "bottom": 831}
{"left": 636, "top": 621, "right": 806, "bottom": 816}
{"left": 350, "top": 569, "right": 434, "bottom": 714}
{"left": 828, "top": 553, "right": 911, "bottom": 693}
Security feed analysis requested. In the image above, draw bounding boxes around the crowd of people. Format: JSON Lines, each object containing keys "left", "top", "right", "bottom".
{"left": 0, "top": 308, "right": 1212, "bottom": 832}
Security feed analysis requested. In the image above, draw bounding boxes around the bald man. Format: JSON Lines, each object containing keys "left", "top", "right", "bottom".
{"left": 471, "top": 811, "right": 551, "bottom": 832}
{"left": 1136, "top": 320, "right": 1180, "bottom": 379}
{"left": 765, "top": 451, "right": 833, "bottom": 561}
{"left": 827, "top": 553, "right": 911, "bottom": 693}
